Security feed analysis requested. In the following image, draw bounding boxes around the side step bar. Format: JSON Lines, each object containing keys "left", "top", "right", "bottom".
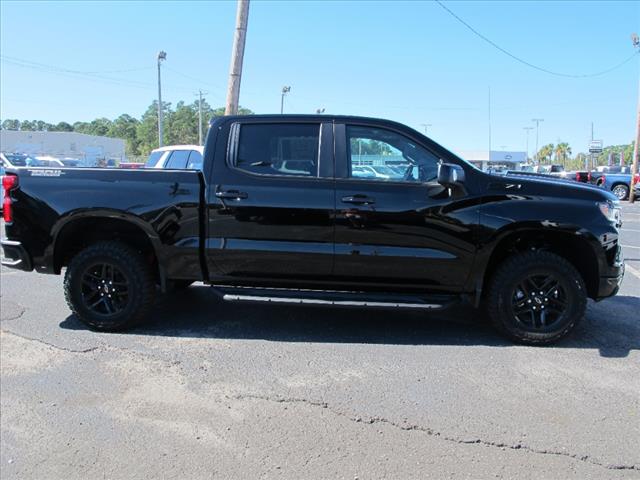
{"left": 211, "top": 285, "right": 458, "bottom": 310}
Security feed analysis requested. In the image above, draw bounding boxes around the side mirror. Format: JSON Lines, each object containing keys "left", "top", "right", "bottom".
{"left": 437, "top": 163, "right": 465, "bottom": 187}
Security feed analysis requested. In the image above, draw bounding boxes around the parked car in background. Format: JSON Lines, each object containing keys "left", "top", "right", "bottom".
{"left": 119, "top": 162, "right": 144, "bottom": 169}
{"left": 144, "top": 145, "right": 204, "bottom": 170}
{"left": 60, "top": 159, "right": 83, "bottom": 168}
{"left": 0, "top": 163, "right": 4, "bottom": 214}
{"left": 33, "top": 156, "right": 65, "bottom": 168}
{"left": 590, "top": 168, "right": 639, "bottom": 200}
{"left": 573, "top": 171, "right": 589, "bottom": 183}
{"left": 1, "top": 152, "right": 37, "bottom": 167}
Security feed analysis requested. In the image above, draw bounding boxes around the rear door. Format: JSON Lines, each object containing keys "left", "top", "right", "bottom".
{"left": 205, "top": 120, "right": 335, "bottom": 281}
{"left": 333, "top": 122, "right": 477, "bottom": 291}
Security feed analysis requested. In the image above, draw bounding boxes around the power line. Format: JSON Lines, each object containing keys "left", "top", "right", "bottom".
{"left": 434, "top": 0, "right": 639, "bottom": 78}
{"left": 163, "top": 66, "right": 226, "bottom": 95}
{"left": 0, "top": 55, "right": 152, "bottom": 75}
{"left": 0, "top": 55, "right": 194, "bottom": 92}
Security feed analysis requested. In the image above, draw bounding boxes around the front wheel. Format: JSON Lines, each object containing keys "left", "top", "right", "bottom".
{"left": 64, "top": 242, "right": 156, "bottom": 331}
{"left": 612, "top": 184, "right": 629, "bottom": 200}
{"left": 486, "top": 251, "right": 587, "bottom": 345}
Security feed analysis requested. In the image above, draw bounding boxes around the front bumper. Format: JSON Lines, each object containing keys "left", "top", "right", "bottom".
{"left": 595, "top": 244, "right": 624, "bottom": 301}
{"left": 1, "top": 239, "right": 33, "bottom": 271}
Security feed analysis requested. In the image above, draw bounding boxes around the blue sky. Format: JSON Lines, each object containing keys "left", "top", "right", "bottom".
{"left": 1, "top": 0, "right": 638, "bottom": 155}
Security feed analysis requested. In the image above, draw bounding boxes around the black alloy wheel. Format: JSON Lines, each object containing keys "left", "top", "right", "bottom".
{"left": 81, "top": 262, "right": 131, "bottom": 316}
{"left": 510, "top": 273, "right": 567, "bottom": 332}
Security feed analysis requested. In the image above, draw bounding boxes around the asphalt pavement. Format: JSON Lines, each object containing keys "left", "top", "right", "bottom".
{"left": 1, "top": 204, "right": 639, "bottom": 479}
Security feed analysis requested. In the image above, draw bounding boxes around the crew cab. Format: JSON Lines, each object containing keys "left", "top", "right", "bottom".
{"left": 1, "top": 115, "right": 625, "bottom": 345}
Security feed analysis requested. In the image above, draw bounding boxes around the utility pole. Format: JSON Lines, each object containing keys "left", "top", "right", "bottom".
{"left": 225, "top": 0, "right": 250, "bottom": 115}
{"left": 420, "top": 123, "right": 432, "bottom": 135}
{"left": 157, "top": 51, "right": 167, "bottom": 147}
{"left": 195, "top": 90, "right": 208, "bottom": 146}
{"left": 523, "top": 126, "right": 533, "bottom": 161}
{"left": 630, "top": 33, "right": 639, "bottom": 203}
{"left": 532, "top": 118, "right": 544, "bottom": 164}
{"left": 488, "top": 87, "right": 492, "bottom": 153}
{"left": 280, "top": 86, "right": 291, "bottom": 114}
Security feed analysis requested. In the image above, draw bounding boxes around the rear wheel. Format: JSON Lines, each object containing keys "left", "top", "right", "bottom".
{"left": 486, "top": 251, "right": 587, "bottom": 345}
{"left": 64, "top": 242, "right": 156, "bottom": 331}
{"left": 612, "top": 184, "right": 629, "bottom": 200}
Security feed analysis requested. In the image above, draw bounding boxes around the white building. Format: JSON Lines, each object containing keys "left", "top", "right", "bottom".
{"left": 456, "top": 150, "right": 527, "bottom": 171}
{"left": 0, "top": 130, "right": 126, "bottom": 166}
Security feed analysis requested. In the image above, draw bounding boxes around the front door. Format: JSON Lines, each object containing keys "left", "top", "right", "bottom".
{"left": 205, "top": 120, "right": 335, "bottom": 282}
{"left": 333, "top": 123, "right": 477, "bottom": 292}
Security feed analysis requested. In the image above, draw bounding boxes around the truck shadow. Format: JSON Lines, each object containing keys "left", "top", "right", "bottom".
{"left": 60, "top": 286, "right": 640, "bottom": 358}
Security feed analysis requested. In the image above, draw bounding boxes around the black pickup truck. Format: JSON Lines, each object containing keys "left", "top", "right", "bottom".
{"left": 1, "top": 115, "right": 625, "bottom": 344}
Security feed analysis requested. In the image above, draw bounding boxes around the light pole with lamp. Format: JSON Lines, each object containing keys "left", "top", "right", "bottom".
{"left": 280, "top": 86, "right": 291, "bottom": 114}
{"left": 157, "top": 51, "right": 167, "bottom": 147}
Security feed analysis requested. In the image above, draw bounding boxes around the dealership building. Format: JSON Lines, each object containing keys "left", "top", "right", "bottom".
{"left": 0, "top": 130, "right": 125, "bottom": 166}
{"left": 457, "top": 150, "right": 527, "bottom": 171}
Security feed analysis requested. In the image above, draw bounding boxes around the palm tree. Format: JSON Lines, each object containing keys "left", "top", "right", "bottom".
{"left": 554, "top": 142, "right": 572, "bottom": 167}
{"left": 538, "top": 144, "right": 555, "bottom": 164}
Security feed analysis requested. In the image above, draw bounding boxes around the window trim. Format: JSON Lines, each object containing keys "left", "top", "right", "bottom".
{"left": 227, "top": 121, "right": 327, "bottom": 180}
{"left": 337, "top": 122, "right": 442, "bottom": 186}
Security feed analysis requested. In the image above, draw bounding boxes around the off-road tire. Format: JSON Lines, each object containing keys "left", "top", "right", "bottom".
{"left": 64, "top": 241, "right": 156, "bottom": 331}
{"left": 486, "top": 251, "right": 587, "bottom": 345}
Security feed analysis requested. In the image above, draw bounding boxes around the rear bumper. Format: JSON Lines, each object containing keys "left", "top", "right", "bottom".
{"left": 1, "top": 239, "right": 33, "bottom": 271}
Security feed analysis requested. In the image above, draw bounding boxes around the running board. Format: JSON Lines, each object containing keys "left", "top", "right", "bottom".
{"left": 211, "top": 286, "right": 458, "bottom": 310}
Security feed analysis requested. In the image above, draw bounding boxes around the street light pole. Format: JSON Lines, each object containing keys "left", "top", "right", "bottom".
{"left": 630, "top": 33, "right": 639, "bottom": 203}
{"left": 280, "top": 86, "right": 291, "bottom": 114}
{"left": 420, "top": 123, "right": 432, "bottom": 136}
{"left": 523, "top": 127, "right": 533, "bottom": 161}
{"left": 195, "top": 89, "right": 208, "bottom": 146}
{"left": 157, "top": 51, "right": 167, "bottom": 147}
{"left": 532, "top": 118, "right": 544, "bottom": 164}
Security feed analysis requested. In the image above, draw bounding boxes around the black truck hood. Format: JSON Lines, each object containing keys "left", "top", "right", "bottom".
{"left": 484, "top": 171, "right": 617, "bottom": 202}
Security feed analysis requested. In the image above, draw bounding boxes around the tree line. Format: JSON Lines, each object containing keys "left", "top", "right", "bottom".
{"left": 1, "top": 106, "right": 634, "bottom": 169}
{"left": 0, "top": 99, "right": 253, "bottom": 157}
{"left": 534, "top": 141, "right": 635, "bottom": 170}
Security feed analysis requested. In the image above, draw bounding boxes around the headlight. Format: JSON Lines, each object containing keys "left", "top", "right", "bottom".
{"left": 598, "top": 201, "right": 621, "bottom": 225}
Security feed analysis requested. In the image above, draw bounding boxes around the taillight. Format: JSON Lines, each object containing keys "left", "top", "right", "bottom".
{"left": 634, "top": 173, "right": 640, "bottom": 184}
{"left": 2, "top": 174, "right": 18, "bottom": 223}
{"left": 587, "top": 171, "right": 592, "bottom": 182}
{"left": 575, "top": 172, "right": 580, "bottom": 181}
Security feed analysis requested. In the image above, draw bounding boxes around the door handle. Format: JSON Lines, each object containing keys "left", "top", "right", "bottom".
{"left": 215, "top": 190, "right": 248, "bottom": 200}
{"left": 341, "top": 195, "right": 375, "bottom": 205}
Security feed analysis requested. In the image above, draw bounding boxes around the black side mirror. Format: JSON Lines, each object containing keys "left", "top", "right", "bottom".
{"left": 437, "top": 163, "right": 466, "bottom": 187}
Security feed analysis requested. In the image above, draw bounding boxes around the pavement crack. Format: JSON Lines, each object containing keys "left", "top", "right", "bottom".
{"left": 0, "top": 329, "right": 101, "bottom": 354}
{"left": 229, "top": 393, "right": 639, "bottom": 472}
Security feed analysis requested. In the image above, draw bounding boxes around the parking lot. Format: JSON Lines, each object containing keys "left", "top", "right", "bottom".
{"left": 1, "top": 202, "right": 639, "bottom": 479}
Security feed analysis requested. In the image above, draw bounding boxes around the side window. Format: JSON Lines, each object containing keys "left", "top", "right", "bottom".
{"left": 165, "top": 150, "right": 190, "bottom": 169}
{"left": 186, "top": 150, "right": 203, "bottom": 170}
{"left": 144, "top": 151, "right": 164, "bottom": 168}
{"left": 347, "top": 125, "right": 439, "bottom": 183}
{"left": 236, "top": 123, "right": 320, "bottom": 177}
